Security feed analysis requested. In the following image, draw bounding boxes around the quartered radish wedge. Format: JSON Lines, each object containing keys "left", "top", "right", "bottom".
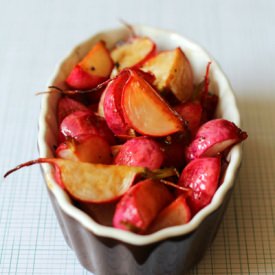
{"left": 122, "top": 70, "right": 184, "bottom": 136}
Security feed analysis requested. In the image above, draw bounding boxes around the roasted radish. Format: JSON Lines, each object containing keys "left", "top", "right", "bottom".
{"left": 122, "top": 70, "right": 184, "bottom": 136}
{"left": 114, "top": 137, "right": 164, "bottom": 170}
{"left": 66, "top": 41, "right": 113, "bottom": 90}
{"left": 185, "top": 119, "right": 248, "bottom": 162}
{"left": 113, "top": 179, "right": 173, "bottom": 233}
{"left": 178, "top": 157, "right": 221, "bottom": 214}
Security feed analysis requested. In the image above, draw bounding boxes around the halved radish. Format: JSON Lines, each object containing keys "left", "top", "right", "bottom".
{"left": 185, "top": 119, "right": 248, "bottom": 162}
{"left": 111, "top": 37, "right": 156, "bottom": 74}
{"left": 178, "top": 157, "right": 221, "bottom": 214}
{"left": 4, "top": 158, "right": 145, "bottom": 203}
{"left": 56, "top": 134, "right": 112, "bottom": 164}
{"left": 113, "top": 179, "right": 173, "bottom": 233}
{"left": 122, "top": 70, "right": 184, "bottom": 136}
{"left": 66, "top": 41, "right": 114, "bottom": 90}
{"left": 141, "top": 47, "right": 193, "bottom": 102}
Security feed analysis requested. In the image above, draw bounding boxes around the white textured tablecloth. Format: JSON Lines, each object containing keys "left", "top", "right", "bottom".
{"left": 1, "top": 0, "right": 275, "bottom": 274}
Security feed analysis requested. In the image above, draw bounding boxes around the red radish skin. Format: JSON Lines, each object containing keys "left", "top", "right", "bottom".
{"left": 185, "top": 119, "right": 248, "bottom": 162}
{"left": 121, "top": 70, "right": 184, "bottom": 136}
{"left": 147, "top": 195, "right": 191, "bottom": 233}
{"left": 66, "top": 65, "right": 106, "bottom": 90}
{"left": 114, "top": 137, "right": 164, "bottom": 170}
{"left": 174, "top": 101, "right": 203, "bottom": 137}
{"left": 56, "top": 134, "right": 112, "bottom": 164}
{"left": 60, "top": 110, "right": 115, "bottom": 145}
{"left": 66, "top": 41, "right": 114, "bottom": 90}
{"left": 57, "top": 97, "right": 89, "bottom": 125}
{"left": 103, "top": 70, "right": 131, "bottom": 135}
{"left": 178, "top": 157, "right": 221, "bottom": 214}
{"left": 99, "top": 69, "right": 155, "bottom": 120}
{"left": 113, "top": 179, "right": 173, "bottom": 233}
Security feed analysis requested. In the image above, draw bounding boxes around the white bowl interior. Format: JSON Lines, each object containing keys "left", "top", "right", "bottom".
{"left": 38, "top": 25, "right": 242, "bottom": 245}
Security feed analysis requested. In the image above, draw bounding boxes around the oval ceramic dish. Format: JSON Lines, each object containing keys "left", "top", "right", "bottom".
{"left": 38, "top": 25, "right": 242, "bottom": 274}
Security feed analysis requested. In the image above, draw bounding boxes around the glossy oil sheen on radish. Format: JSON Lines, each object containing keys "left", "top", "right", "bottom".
{"left": 122, "top": 70, "right": 183, "bottom": 136}
{"left": 178, "top": 157, "right": 221, "bottom": 214}
{"left": 114, "top": 137, "right": 164, "bottom": 170}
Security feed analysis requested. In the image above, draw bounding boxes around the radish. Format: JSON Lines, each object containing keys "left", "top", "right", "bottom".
{"left": 141, "top": 47, "right": 194, "bottom": 102}
{"left": 56, "top": 134, "right": 112, "bottom": 164}
{"left": 174, "top": 101, "right": 203, "bottom": 137}
{"left": 113, "top": 179, "right": 173, "bottom": 233}
{"left": 121, "top": 70, "right": 184, "bottom": 136}
{"left": 111, "top": 37, "right": 156, "bottom": 75}
{"left": 185, "top": 118, "right": 248, "bottom": 162}
{"left": 57, "top": 97, "right": 89, "bottom": 125}
{"left": 4, "top": 159, "right": 145, "bottom": 203}
{"left": 147, "top": 195, "right": 191, "bottom": 233}
{"left": 66, "top": 41, "right": 114, "bottom": 90}
{"left": 60, "top": 110, "right": 115, "bottom": 145}
{"left": 178, "top": 157, "right": 221, "bottom": 214}
{"left": 114, "top": 137, "right": 164, "bottom": 170}
{"left": 4, "top": 158, "right": 177, "bottom": 203}
{"left": 103, "top": 70, "right": 131, "bottom": 135}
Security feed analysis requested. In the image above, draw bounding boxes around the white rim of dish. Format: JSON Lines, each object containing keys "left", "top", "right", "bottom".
{"left": 38, "top": 25, "right": 242, "bottom": 246}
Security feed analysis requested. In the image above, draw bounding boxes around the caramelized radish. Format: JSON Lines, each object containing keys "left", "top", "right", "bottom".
{"left": 113, "top": 179, "right": 173, "bottom": 233}
{"left": 147, "top": 195, "right": 191, "bottom": 233}
{"left": 66, "top": 41, "right": 114, "bottom": 90}
{"left": 178, "top": 157, "right": 221, "bottom": 214}
{"left": 56, "top": 135, "right": 112, "bottom": 164}
{"left": 4, "top": 158, "right": 145, "bottom": 203}
{"left": 4, "top": 158, "right": 177, "bottom": 203}
{"left": 122, "top": 70, "right": 184, "bottom": 136}
{"left": 111, "top": 37, "right": 156, "bottom": 75}
{"left": 97, "top": 88, "right": 107, "bottom": 117}
{"left": 114, "top": 137, "right": 164, "bottom": 170}
{"left": 141, "top": 47, "right": 194, "bottom": 102}
{"left": 185, "top": 119, "right": 248, "bottom": 162}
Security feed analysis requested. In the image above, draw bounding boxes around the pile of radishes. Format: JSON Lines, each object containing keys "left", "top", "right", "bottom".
{"left": 4, "top": 32, "right": 247, "bottom": 234}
